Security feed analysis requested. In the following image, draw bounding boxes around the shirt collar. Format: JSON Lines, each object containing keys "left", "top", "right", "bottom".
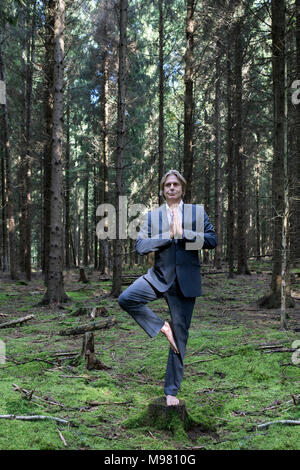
{"left": 166, "top": 200, "right": 183, "bottom": 212}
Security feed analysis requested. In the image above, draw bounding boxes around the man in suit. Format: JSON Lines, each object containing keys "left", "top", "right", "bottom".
{"left": 118, "top": 170, "right": 217, "bottom": 406}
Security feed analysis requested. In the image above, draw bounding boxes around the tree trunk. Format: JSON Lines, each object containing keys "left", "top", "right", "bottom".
{"left": 149, "top": 95, "right": 156, "bottom": 203}
{"left": 234, "top": 21, "right": 250, "bottom": 275}
{"left": 183, "top": 0, "right": 195, "bottom": 203}
{"left": 83, "top": 162, "right": 89, "bottom": 266}
{"left": 158, "top": 0, "right": 165, "bottom": 205}
{"left": 111, "top": 0, "right": 128, "bottom": 298}
{"left": 0, "top": 34, "right": 17, "bottom": 280}
{"left": 1, "top": 122, "right": 8, "bottom": 272}
{"left": 258, "top": 0, "right": 293, "bottom": 309}
{"left": 65, "top": 97, "right": 70, "bottom": 268}
{"left": 226, "top": 33, "right": 234, "bottom": 278}
{"left": 24, "top": 0, "right": 37, "bottom": 281}
{"left": 41, "top": 0, "right": 69, "bottom": 304}
{"left": 70, "top": 229, "right": 76, "bottom": 267}
{"left": 255, "top": 161, "right": 261, "bottom": 260}
{"left": 214, "top": 41, "right": 222, "bottom": 270}
{"left": 203, "top": 105, "right": 211, "bottom": 265}
{"left": 281, "top": 182, "right": 289, "bottom": 329}
{"left": 19, "top": 11, "right": 27, "bottom": 274}
{"left": 99, "top": 29, "right": 109, "bottom": 275}
{"left": 75, "top": 180, "right": 81, "bottom": 267}
{"left": 93, "top": 164, "right": 98, "bottom": 270}
{"left": 42, "top": 0, "right": 55, "bottom": 279}
{"left": 293, "top": 0, "right": 300, "bottom": 264}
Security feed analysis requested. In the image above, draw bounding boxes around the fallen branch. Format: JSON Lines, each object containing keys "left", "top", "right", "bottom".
{"left": 262, "top": 348, "right": 295, "bottom": 354}
{"left": 57, "top": 429, "right": 68, "bottom": 447}
{"left": 8, "top": 356, "right": 57, "bottom": 367}
{"left": 59, "top": 317, "right": 116, "bottom": 336}
{"left": 0, "top": 414, "right": 69, "bottom": 424}
{"left": 13, "top": 384, "right": 68, "bottom": 409}
{"left": 86, "top": 400, "right": 133, "bottom": 407}
{"left": 257, "top": 344, "right": 288, "bottom": 350}
{"left": 58, "top": 375, "right": 93, "bottom": 379}
{"left": 257, "top": 420, "right": 300, "bottom": 429}
{"left": 0, "top": 314, "right": 34, "bottom": 329}
{"left": 53, "top": 352, "right": 78, "bottom": 357}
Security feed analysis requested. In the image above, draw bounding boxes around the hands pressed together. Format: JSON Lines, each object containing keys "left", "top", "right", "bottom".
{"left": 169, "top": 207, "right": 183, "bottom": 239}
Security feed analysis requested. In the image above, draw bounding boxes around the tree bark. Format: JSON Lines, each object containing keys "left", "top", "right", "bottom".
{"left": 183, "top": 0, "right": 195, "bottom": 203}
{"left": 83, "top": 162, "right": 89, "bottom": 266}
{"left": 203, "top": 104, "right": 211, "bottom": 265}
{"left": 258, "top": 0, "right": 293, "bottom": 308}
{"left": 255, "top": 162, "right": 261, "bottom": 260}
{"left": 234, "top": 21, "right": 250, "bottom": 275}
{"left": 293, "top": 0, "right": 300, "bottom": 264}
{"left": 269, "top": 0, "right": 286, "bottom": 304}
{"left": 158, "top": 0, "right": 165, "bottom": 205}
{"left": 42, "top": 0, "right": 55, "bottom": 279}
{"left": 41, "top": 0, "right": 69, "bottom": 304}
{"left": 19, "top": 10, "right": 27, "bottom": 274}
{"left": 24, "top": 0, "right": 37, "bottom": 281}
{"left": 99, "top": 27, "right": 109, "bottom": 275}
{"left": 65, "top": 97, "right": 70, "bottom": 268}
{"left": 93, "top": 163, "right": 98, "bottom": 269}
{"left": 214, "top": 41, "right": 222, "bottom": 270}
{"left": 1, "top": 119, "right": 8, "bottom": 272}
{"left": 0, "top": 34, "right": 17, "bottom": 280}
{"left": 111, "top": 0, "right": 128, "bottom": 298}
{"left": 226, "top": 33, "right": 235, "bottom": 278}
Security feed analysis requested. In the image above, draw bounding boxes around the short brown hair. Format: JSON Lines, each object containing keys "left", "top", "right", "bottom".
{"left": 159, "top": 169, "right": 187, "bottom": 198}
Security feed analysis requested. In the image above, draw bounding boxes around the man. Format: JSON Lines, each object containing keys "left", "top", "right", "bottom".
{"left": 118, "top": 170, "right": 217, "bottom": 406}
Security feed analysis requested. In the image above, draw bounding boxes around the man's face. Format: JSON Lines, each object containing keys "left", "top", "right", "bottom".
{"left": 163, "top": 174, "right": 183, "bottom": 204}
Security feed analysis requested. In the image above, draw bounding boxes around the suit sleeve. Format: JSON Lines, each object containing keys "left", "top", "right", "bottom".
{"left": 202, "top": 211, "right": 217, "bottom": 249}
{"left": 135, "top": 212, "right": 172, "bottom": 255}
{"left": 182, "top": 210, "right": 217, "bottom": 250}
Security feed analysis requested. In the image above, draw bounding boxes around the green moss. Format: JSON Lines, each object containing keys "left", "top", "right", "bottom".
{"left": 0, "top": 266, "right": 300, "bottom": 449}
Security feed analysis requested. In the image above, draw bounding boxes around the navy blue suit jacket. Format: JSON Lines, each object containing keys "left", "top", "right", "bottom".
{"left": 135, "top": 203, "right": 217, "bottom": 297}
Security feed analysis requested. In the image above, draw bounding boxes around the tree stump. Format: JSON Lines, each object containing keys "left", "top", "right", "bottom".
{"left": 78, "top": 268, "right": 89, "bottom": 283}
{"left": 81, "top": 332, "right": 110, "bottom": 370}
{"left": 147, "top": 397, "right": 194, "bottom": 430}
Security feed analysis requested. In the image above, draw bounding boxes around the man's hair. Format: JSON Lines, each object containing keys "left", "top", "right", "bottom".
{"left": 159, "top": 169, "right": 187, "bottom": 198}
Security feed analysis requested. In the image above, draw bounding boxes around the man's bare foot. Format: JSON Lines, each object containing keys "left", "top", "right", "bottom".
{"left": 165, "top": 395, "right": 179, "bottom": 406}
{"left": 161, "top": 321, "right": 179, "bottom": 354}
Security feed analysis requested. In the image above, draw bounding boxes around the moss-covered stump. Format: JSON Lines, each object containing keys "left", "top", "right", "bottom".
{"left": 146, "top": 397, "right": 194, "bottom": 431}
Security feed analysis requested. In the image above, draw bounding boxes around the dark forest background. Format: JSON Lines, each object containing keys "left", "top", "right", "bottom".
{"left": 0, "top": 0, "right": 299, "bottom": 318}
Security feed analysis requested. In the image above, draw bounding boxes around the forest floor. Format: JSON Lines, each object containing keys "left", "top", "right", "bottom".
{"left": 0, "top": 260, "right": 300, "bottom": 451}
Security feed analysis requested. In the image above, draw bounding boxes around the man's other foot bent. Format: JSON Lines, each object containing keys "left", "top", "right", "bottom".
{"left": 161, "top": 321, "right": 179, "bottom": 354}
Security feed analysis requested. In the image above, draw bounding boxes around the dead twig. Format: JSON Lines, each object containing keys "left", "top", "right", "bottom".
{"left": 13, "top": 384, "right": 67, "bottom": 409}
{"left": 0, "top": 414, "right": 69, "bottom": 424}
{"left": 257, "top": 420, "right": 300, "bottom": 429}
{"left": 57, "top": 429, "right": 68, "bottom": 447}
{"left": 86, "top": 400, "right": 133, "bottom": 407}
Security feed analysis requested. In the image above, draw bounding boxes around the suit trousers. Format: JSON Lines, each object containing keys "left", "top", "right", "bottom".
{"left": 118, "top": 275, "right": 195, "bottom": 396}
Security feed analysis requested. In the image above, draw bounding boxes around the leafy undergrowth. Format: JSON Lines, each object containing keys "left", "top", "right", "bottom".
{"left": 0, "top": 261, "right": 299, "bottom": 450}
